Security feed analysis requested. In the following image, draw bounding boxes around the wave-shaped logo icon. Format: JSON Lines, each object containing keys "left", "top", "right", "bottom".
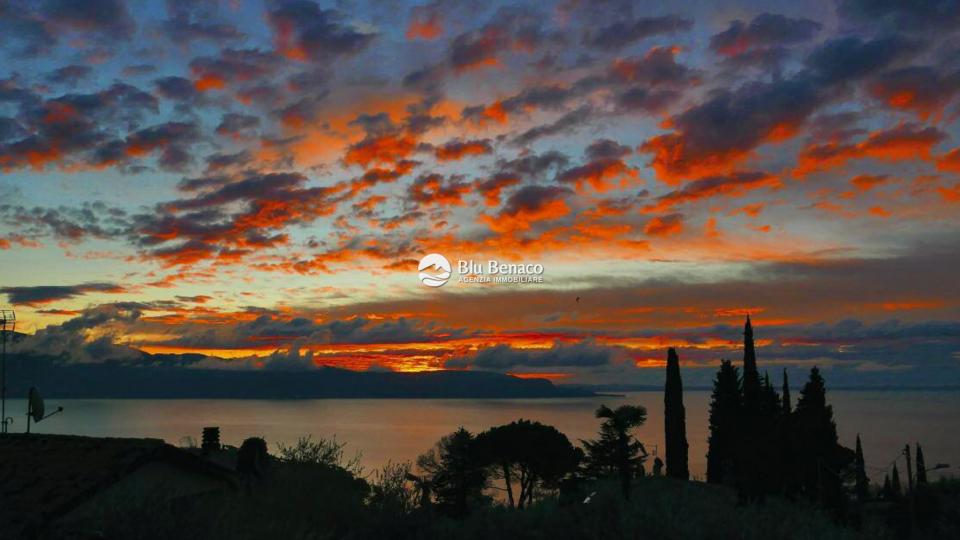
{"left": 418, "top": 253, "right": 451, "bottom": 287}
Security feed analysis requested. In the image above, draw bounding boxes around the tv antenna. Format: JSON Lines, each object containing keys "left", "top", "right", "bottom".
{"left": 26, "top": 387, "right": 63, "bottom": 434}
{"left": 1, "top": 309, "right": 14, "bottom": 435}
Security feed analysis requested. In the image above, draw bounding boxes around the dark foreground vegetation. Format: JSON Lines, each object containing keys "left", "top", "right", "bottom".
{"left": 62, "top": 428, "right": 959, "bottom": 540}
{"left": 9, "top": 319, "right": 958, "bottom": 540}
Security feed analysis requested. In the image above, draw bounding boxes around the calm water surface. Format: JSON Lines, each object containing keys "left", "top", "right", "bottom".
{"left": 10, "top": 391, "right": 960, "bottom": 482}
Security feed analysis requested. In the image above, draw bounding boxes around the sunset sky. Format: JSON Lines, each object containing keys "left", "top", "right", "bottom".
{"left": 1, "top": 0, "right": 959, "bottom": 386}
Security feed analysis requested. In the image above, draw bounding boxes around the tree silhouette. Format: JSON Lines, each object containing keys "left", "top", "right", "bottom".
{"left": 474, "top": 420, "right": 579, "bottom": 508}
{"left": 915, "top": 443, "right": 927, "bottom": 486}
{"left": 854, "top": 435, "right": 869, "bottom": 501}
{"left": 416, "top": 428, "right": 488, "bottom": 517}
{"left": 778, "top": 369, "right": 798, "bottom": 497}
{"left": 706, "top": 359, "right": 740, "bottom": 485}
{"left": 793, "top": 367, "right": 854, "bottom": 516}
{"left": 781, "top": 369, "right": 791, "bottom": 415}
{"left": 741, "top": 315, "right": 761, "bottom": 411}
{"left": 891, "top": 463, "right": 902, "bottom": 498}
{"left": 734, "top": 317, "right": 782, "bottom": 500}
{"left": 664, "top": 347, "right": 689, "bottom": 480}
{"left": 583, "top": 404, "right": 648, "bottom": 499}
{"left": 237, "top": 437, "right": 269, "bottom": 479}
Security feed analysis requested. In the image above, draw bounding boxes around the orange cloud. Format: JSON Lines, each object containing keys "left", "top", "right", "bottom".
{"left": 407, "top": 7, "right": 442, "bottom": 40}
{"left": 937, "top": 182, "right": 960, "bottom": 202}
{"left": 344, "top": 134, "right": 419, "bottom": 167}
{"left": 557, "top": 158, "right": 639, "bottom": 193}
{"left": 434, "top": 139, "right": 492, "bottom": 161}
{"left": 795, "top": 124, "right": 945, "bottom": 177}
{"left": 938, "top": 148, "right": 960, "bottom": 173}
{"left": 850, "top": 174, "right": 889, "bottom": 191}
{"left": 193, "top": 73, "right": 226, "bottom": 92}
{"left": 644, "top": 214, "right": 684, "bottom": 236}
{"left": 642, "top": 171, "right": 778, "bottom": 213}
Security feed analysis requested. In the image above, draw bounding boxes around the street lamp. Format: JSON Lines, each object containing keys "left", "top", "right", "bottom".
{"left": 1, "top": 309, "right": 15, "bottom": 435}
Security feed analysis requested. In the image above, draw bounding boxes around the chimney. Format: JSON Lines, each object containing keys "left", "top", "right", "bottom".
{"left": 202, "top": 426, "right": 221, "bottom": 452}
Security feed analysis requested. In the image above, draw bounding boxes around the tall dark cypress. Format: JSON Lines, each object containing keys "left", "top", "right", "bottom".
{"left": 891, "top": 463, "right": 902, "bottom": 497}
{"left": 854, "top": 435, "right": 869, "bottom": 500}
{"left": 706, "top": 359, "right": 740, "bottom": 484}
{"left": 664, "top": 347, "right": 689, "bottom": 480}
{"left": 794, "top": 367, "right": 851, "bottom": 516}
{"left": 916, "top": 443, "right": 927, "bottom": 485}
{"left": 781, "top": 369, "right": 791, "bottom": 415}
{"left": 742, "top": 315, "right": 761, "bottom": 410}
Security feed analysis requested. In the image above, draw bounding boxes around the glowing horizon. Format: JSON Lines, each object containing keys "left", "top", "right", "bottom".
{"left": 1, "top": 0, "right": 958, "bottom": 386}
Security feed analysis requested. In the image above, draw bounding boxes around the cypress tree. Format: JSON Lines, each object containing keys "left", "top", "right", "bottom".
{"left": 778, "top": 368, "right": 796, "bottom": 497}
{"left": 854, "top": 435, "right": 869, "bottom": 500}
{"left": 882, "top": 474, "right": 891, "bottom": 499}
{"left": 761, "top": 372, "right": 780, "bottom": 414}
{"left": 742, "top": 315, "right": 761, "bottom": 410}
{"left": 794, "top": 367, "right": 851, "bottom": 516}
{"left": 706, "top": 360, "right": 740, "bottom": 484}
{"left": 664, "top": 347, "right": 689, "bottom": 480}
{"left": 891, "top": 463, "right": 902, "bottom": 497}
{"left": 916, "top": 443, "right": 927, "bottom": 485}
{"left": 781, "top": 369, "right": 791, "bottom": 415}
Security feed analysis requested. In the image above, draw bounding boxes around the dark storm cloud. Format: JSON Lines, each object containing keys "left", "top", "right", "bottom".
{"left": 462, "top": 84, "right": 575, "bottom": 122}
{"left": 447, "top": 6, "right": 546, "bottom": 72}
{"left": 215, "top": 113, "right": 260, "bottom": 138}
{"left": 447, "top": 340, "right": 614, "bottom": 370}
{"left": 167, "top": 172, "right": 306, "bottom": 210}
{"left": 616, "top": 86, "right": 681, "bottom": 113}
{"left": 46, "top": 65, "right": 93, "bottom": 87}
{"left": 0, "top": 118, "right": 25, "bottom": 142}
{"left": 0, "top": 0, "right": 135, "bottom": 54}
{"left": 710, "top": 13, "right": 822, "bottom": 56}
{"left": 42, "top": 0, "right": 136, "bottom": 39}
{"left": 189, "top": 48, "right": 280, "bottom": 87}
{"left": 122, "top": 170, "right": 345, "bottom": 265}
{"left": 496, "top": 151, "right": 570, "bottom": 180}
{"left": 153, "top": 76, "right": 205, "bottom": 104}
{"left": 161, "top": 314, "right": 465, "bottom": 349}
{"left": 640, "top": 77, "right": 821, "bottom": 181}
{"left": 499, "top": 185, "right": 572, "bottom": 216}
{"left": 805, "top": 35, "right": 909, "bottom": 85}
{"left": 512, "top": 106, "right": 595, "bottom": 146}
{"left": 0, "top": 81, "right": 168, "bottom": 170}
{"left": 10, "top": 303, "right": 143, "bottom": 363}
{"left": 643, "top": 171, "right": 777, "bottom": 213}
{"left": 93, "top": 121, "right": 202, "bottom": 172}
{"left": 640, "top": 30, "right": 922, "bottom": 183}
{"left": 584, "top": 15, "right": 693, "bottom": 51}
{"left": 609, "top": 46, "right": 697, "bottom": 86}
{"left": 275, "top": 94, "right": 332, "bottom": 128}
{"left": 161, "top": 0, "right": 244, "bottom": 44}
{"left": 585, "top": 139, "right": 632, "bottom": 161}
{"left": 1, "top": 282, "right": 125, "bottom": 306}
{"left": 868, "top": 66, "right": 960, "bottom": 117}
{"left": 267, "top": 1, "right": 376, "bottom": 61}
{"left": 0, "top": 202, "right": 129, "bottom": 241}
{"left": 838, "top": 0, "right": 960, "bottom": 31}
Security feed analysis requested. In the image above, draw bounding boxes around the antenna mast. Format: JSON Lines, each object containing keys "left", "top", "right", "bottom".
{"left": 1, "top": 309, "right": 14, "bottom": 435}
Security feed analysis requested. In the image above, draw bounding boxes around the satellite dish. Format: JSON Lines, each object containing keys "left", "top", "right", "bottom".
{"left": 25, "top": 386, "right": 62, "bottom": 433}
{"left": 28, "top": 387, "right": 45, "bottom": 423}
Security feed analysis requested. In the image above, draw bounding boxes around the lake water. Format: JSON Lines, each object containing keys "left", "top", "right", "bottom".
{"left": 8, "top": 391, "right": 959, "bottom": 482}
